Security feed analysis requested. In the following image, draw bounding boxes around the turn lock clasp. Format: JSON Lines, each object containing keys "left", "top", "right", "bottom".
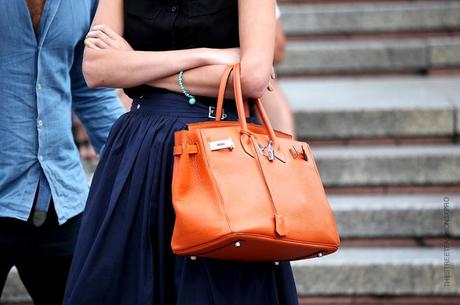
{"left": 209, "top": 137, "right": 235, "bottom": 151}
{"left": 257, "top": 140, "right": 276, "bottom": 161}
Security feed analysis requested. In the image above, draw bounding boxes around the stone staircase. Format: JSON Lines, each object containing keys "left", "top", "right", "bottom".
{"left": 277, "top": 1, "right": 460, "bottom": 304}
{"left": 278, "top": 0, "right": 460, "bottom": 75}
{"left": 286, "top": 78, "right": 460, "bottom": 303}
{"left": 2, "top": 0, "right": 460, "bottom": 304}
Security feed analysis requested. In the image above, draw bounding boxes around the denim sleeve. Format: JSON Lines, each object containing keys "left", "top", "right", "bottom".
{"left": 70, "top": 40, "right": 126, "bottom": 155}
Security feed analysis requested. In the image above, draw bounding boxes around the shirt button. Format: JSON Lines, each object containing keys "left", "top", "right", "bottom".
{"left": 170, "top": 6, "right": 177, "bottom": 12}
{"left": 37, "top": 83, "right": 42, "bottom": 90}
{"left": 37, "top": 120, "right": 43, "bottom": 128}
{"left": 38, "top": 155, "right": 43, "bottom": 161}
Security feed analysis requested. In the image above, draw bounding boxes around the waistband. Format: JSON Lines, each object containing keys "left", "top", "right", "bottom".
{"left": 128, "top": 87, "right": 220, "bottom": 106}
{"left": 130, "top": 91, "right": 244, "bottom": 120}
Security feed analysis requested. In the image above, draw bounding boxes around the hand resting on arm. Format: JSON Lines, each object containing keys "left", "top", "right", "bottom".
{"left": 83, "top": 0, "right": 276, "bottom": 99}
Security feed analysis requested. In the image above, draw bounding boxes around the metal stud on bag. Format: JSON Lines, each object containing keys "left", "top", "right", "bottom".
{"left": 190, "top": 256, "right": 197, "bottom": 260}
{"left": 235, "top": 241, "right": 241, "bottom": 247}
{"left": 289, "top": 147, "right": 299, "bottom": 158}
{"left": 290, "top": 145, "right": 308, "bottom": 162}
{"left": 317, "top": 252, "right": 323, "bottom": 257}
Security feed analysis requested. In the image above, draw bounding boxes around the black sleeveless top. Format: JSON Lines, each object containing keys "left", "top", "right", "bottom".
{"left": 123, "top": 0, "right": 239, "bottom": 98}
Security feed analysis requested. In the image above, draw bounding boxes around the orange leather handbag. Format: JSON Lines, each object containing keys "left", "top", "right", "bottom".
{"left": 171, "top": 64, "right": 340, "bottom": 261}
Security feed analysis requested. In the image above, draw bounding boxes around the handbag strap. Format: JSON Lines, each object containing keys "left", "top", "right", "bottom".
{"left": 231, "top": 64, "right": 250, "bottom": 132}
{"left": 246, "top": 132, "right": 287, "bottom": 237}
{"left": 210, "top": 64, "right": 288, "bottom": 237}
{"left": 232, "top": 64, "right": 279, "bottom": 146}
{"left": 215, "top": 65, "right": 250, "bottom": 121}
{"left": 215, "top": 65, "right": 234, "bottom": 122}
{"left": 253, "top": 98, "right": 278, "bottom": 147}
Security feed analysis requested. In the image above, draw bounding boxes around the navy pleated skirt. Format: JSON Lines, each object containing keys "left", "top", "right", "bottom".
{"left": 63, "top": 92, "right": 299, "bottom": 305}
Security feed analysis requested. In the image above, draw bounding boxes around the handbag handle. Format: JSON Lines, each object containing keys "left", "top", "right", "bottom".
{"left": 215, "top": 65, "right": 251, "bottom": 121}
{"left": 215, "top": 65, "right": 234, "bottom": 122}
{"left": 215, "top": 64, "right": 278, "bottom": 145}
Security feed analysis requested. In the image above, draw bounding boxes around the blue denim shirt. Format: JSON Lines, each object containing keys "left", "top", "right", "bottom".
{"left": 0, "top": 0, "right": 125, "bottom": 224}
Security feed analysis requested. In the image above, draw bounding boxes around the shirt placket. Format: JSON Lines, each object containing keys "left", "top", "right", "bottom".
{"left": 168, "top": 1, "right": 179, "bottom": 49}
{"left": 33, "top": 2, "right": 53, "bottom": 227}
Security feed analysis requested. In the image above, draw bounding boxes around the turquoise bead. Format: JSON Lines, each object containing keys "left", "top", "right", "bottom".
{"left": 179, "top": 70, "right": 197, "bottom": 105}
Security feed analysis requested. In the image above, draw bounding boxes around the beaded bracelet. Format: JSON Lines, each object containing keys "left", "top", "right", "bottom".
{"left": 178, "top": 71, "right": 197, "bottom": 105}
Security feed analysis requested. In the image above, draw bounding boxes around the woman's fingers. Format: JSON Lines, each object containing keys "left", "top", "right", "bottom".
{"left": 87, "top": 24, "right": 133, "bottom": 51}
{"left": 86, "top": 30, "right": 114, "bottom": 47}
{"left": 84, "top": 38, "right": 100, "bottom": 50}
{"left": 85, "top": 24, "right": 120, "bottom": 50}
{"left": 266, "top": 67, "right": 276, "bottom": 91}
{"left": 85, "top": 37, "right": 110, "bottom": 49}
{"left": 267, "top": 80, "right": 274, "bottom": 92}
{"left": 92, "top": 24, "right": 120, "bottom": 40}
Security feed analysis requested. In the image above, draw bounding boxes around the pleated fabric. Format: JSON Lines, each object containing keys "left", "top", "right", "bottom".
{"left": 63, "top": 92, "right": 299, "bottom": 305}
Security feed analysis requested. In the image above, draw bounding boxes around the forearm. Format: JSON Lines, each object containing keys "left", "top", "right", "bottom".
{"left": 148, "top": 65, "right": 235, "bottom": 98}
{"left": 274, "top": 19, "right": 287, "bottom": 65}
{"left": 83, "top": 47, "right": 217, "bottom": 88}
{"left": 238, "top": 0, "right": 276, "bottom": 98}
{"left": 260, "top": 80, "right": 295, "bottom": 136}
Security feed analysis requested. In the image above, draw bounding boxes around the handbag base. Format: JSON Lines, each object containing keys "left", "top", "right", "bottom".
{"left": 173, "top": 233, "right": 339, "bottom": 261}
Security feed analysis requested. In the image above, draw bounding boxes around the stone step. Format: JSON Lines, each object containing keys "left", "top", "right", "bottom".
{"left": 279, "top": 76, "right": 460, "bottom": 140}
{"left": 276, "top": 37, "right": 460, "bottom": 75}
{"left": 312, "top": 144, "right": 460, "bottom": 187}
{"left": 292, "top": 247, "right": 460, "bottom": 296}
{"left": 280, "top": 1, "right": 460, "bottom": 36}
{"left": 4, "top": 247, "right": 459, "bottom": 302}
{"left": 329, "top": 193, "right": 460, "bottom": 239}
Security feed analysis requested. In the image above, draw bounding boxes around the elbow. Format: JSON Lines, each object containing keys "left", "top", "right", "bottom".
{"left": 83, "top": 66, "right": 98, "bottom": 89}
{"left": 239, "top": 64, "right": 271, "bottom": 99}
{"left": 83, "top": 57, "right": 100, "bottom": 88}
{"left": 241, "top": 76, "right": 267, "bottom": 98}
{"left": 82, "top": 50, "right": 106, "bottom": 88}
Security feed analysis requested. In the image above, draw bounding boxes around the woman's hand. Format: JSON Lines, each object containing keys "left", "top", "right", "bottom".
{"left": 85, "top": 24, "right": 133, "bottom": 51}
{"left": 207, "top": 48, "right": 240, "bottom": 66}
{"left": 267, "top": 67, "right": 276, "bottom": 92}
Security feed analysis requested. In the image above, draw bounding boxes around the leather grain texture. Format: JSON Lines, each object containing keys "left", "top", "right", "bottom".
{"left": 171, "top": 64, "right": 340, "bottom": 261}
